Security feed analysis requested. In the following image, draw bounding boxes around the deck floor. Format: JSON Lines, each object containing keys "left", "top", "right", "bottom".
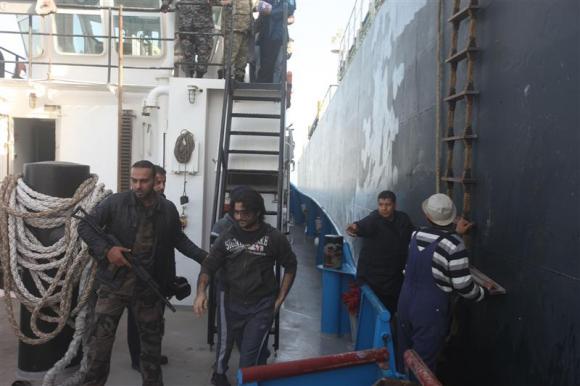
{"left": 0, "top": 225, "right": 352, "bottom": 385}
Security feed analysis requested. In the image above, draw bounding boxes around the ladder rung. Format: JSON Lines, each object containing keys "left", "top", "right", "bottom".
{"left": 231, "top": 113, "right": 281, "bottom": 119}
{"left": 445, "top": 90, "right": 479, "bottom": 103}
{"left": 228, "top": 149, "right": 280, "bottom": 155}
{"left": 448, "top": 5, "right": 480, "bottom": 23}
{"left": 230, "top": 131, "right": 280, "bottom": 137}
{"left": 442, "top": 134, "right": 478, "bottom": 142}
{"left": 441, "top": 177, "right": 476, "bottom": 184}
{"left": 233, "top": 96, "right": 281, "bottom": 102}
{"left": 265, "top": 211, "right": 278, "bottom": 216}
{"left": 446, "top": 47, "right": 479, "bottom": 63}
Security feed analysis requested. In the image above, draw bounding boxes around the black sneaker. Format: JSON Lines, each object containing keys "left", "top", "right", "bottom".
{"left": 211, "top": 372, "right": 231, "bottom": 386}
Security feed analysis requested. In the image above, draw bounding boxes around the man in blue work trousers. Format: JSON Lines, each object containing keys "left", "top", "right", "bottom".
{"left": 397, "top": 193, "right": 486, "bottom": 374}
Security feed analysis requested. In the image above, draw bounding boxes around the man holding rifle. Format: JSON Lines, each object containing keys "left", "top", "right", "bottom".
{"left": 78, "top": 160, "right": 207, "bottom": 386}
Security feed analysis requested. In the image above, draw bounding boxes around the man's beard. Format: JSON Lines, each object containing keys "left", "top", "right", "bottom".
{"left": 135, "top": 189, "right": 154, "bottom": 200}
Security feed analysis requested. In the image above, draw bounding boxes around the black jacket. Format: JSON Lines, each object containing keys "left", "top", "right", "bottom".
{"left": 78, "top": 191, "right": 207, "bottom": 295}
{"left": 355, "top": 210, "right": 414, "bottom": 297}
{"left": 202, "top": 222, "right": 297, "bottom": 304}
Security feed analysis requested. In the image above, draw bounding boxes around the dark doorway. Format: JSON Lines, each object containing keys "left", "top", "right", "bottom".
{"left": 13, "top": 118, "right": 56, "bottom": 174}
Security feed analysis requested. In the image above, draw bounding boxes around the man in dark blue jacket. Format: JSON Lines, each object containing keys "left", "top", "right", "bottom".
{"left": 346, "top": 190, "right": 414, "bottom": 314}
{"left": 79, "top": 160, "right": 207, "bottom": 386}
{"left": 256, "top": 0, "right": 296, "bottom": 83}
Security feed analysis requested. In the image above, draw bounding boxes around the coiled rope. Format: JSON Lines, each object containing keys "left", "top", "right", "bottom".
{"left": 173, "top": 130, "right": 195, "bottom": 164}
{"left": 0, "top": 174, "right": 110, "bottom": 385}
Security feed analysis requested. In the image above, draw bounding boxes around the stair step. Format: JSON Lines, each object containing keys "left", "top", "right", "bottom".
{"left": 233, "top": 96, "right": 281, "bottom": 102}
{"left": 227, "top": 169, "right": 279, "bottom": 176}
{"left": 231, "top": 113, "right": 281, "bottom": 119}
{"left": 228, "top": 149, "right": 280, "bottom": 155}
{"left": 225, "top": 169, "right": 279, "bottom": 194}
{"left": 233, "top": 81, "right": 282, "bottom": 91}
{"left": 226, "top": 185, "right": 279, "bottom": 194}
{"left": 230, "top": 131, "right": 280, "bottom": 137}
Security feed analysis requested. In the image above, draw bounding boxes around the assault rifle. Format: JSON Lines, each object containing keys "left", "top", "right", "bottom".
{"left": 73, "top": 207, "right": 176, "bottom": 312}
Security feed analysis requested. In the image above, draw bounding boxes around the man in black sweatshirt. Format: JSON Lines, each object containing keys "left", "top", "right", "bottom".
{"left": 346, "top": 190, "right": 414, "bottom": 315}
{"left": 194, "top": 188, "right": 297, "bottom": 386}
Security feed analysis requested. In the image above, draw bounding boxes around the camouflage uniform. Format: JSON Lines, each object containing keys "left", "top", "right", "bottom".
{"left": 82, "top": 202, "right": 164, "bottom": 386}
{"left": 221, "top": 0, "right": 253, "bottom": 81}
{"left": 177, "top": 1, "right": 214, "bottom": 77}
{"left": 82, "top": 272, "right": 165, "bottom": 386}
{"left": 78, "top": 190, "right": 207, "bottom": 386}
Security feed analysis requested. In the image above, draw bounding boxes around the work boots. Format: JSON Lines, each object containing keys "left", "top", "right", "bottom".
{"left": 211, "top": 372, "right": 231, "bottom": 386}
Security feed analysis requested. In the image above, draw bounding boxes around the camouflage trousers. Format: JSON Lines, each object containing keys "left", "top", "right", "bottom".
{"left": 177, "top": 6, "right": 214, "bottom": 76}
{"left": 223, "top": 30, "right": 249, "bottom": 80}
{"left": 82, "top": 272, "right": 165, "bottom": 386}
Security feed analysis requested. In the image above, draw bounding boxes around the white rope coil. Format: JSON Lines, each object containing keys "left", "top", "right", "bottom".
{"left": 0, "top": 174, "right": 110, "bottom": 346}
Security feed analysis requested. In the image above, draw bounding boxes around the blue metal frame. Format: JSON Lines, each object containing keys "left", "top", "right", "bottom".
{"left": 289, "top": 184, "right": 305, "bottom": 225}
{"left": 355, "top": 285, "right": 398, "bottom": 374}
{"left": 290, "top": 186, "right": 398, "bottom": 360}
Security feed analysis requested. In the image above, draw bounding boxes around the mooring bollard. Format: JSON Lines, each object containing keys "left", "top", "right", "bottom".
{"left": 17, "top": 161, "right": 90, "bottom": 380}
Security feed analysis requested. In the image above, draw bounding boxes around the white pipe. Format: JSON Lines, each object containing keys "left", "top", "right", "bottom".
{"left": 142, "top": 85, "right": 169, "bottom": 116}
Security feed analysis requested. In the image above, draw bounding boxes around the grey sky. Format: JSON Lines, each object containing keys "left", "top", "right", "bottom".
{"left": 287, "top": 0, "right": 355, "bottom": 159}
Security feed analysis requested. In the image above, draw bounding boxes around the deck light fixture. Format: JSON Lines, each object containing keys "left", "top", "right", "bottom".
{"left": 187, "top": 85, "right": 202, "bottom": 104}
{"left": 29, "top": 92, "right": 37, "bottom": 109}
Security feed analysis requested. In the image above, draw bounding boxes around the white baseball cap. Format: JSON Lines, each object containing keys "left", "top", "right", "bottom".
{"left": 422, "top": 193, "right": 457, "bottom": 226}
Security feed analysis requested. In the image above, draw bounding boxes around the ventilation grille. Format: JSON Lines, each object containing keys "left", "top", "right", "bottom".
{"left": 117, "top": 110, "right": 134, "bottom": 192}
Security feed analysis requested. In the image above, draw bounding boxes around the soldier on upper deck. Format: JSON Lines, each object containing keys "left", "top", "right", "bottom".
{"left": 256, "top": 0, "right": 295, "bottom": 83}
{"left": 162, "top": 0, "right": 214, "bottom": 78}
{"left": 218, "top": 0, "right": 254, "bottom": 82}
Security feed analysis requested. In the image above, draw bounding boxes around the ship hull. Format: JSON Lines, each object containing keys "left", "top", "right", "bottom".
{"left": 297, "top": 0, "right": 580, "bottom": 384}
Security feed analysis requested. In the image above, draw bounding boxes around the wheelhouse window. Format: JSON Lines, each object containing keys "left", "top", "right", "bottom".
{"left": 113, "top": 0, "right": 162, "bottom": 57}
{"left": 113, "top": 15, "right": 162, "bottom": 57}
{"left": 17, "top": 15, "right": 44, "bottom": 58}
{"left": 54, "top": 13, "right": 104, "bottom": 55}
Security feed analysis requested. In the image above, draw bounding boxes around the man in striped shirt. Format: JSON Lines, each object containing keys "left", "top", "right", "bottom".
{"left": 397, "top": 193, "right": 485, "bottom": 374}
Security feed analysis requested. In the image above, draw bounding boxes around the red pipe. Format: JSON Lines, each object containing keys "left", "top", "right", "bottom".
{"left": 240, "top": 348, "right": 389, "bottom": 383}
{"left": 403, "top": 350, "right": 443, "bottom": 386}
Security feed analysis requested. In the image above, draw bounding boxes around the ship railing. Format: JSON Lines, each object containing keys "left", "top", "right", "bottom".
{"left": 337, "top": 0, "right": 384, "bottom": 81}
{"left": 0, "top": 45, "right": 26, "bottom": 78}
{"left": 0, "top": 1, "right": 229, "bottom": 84}
{"left": 307, "top": 84, "right": 337, "bottom": 139}
{"left": 319, "top": 84, "right": 338, "bottom": 116}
